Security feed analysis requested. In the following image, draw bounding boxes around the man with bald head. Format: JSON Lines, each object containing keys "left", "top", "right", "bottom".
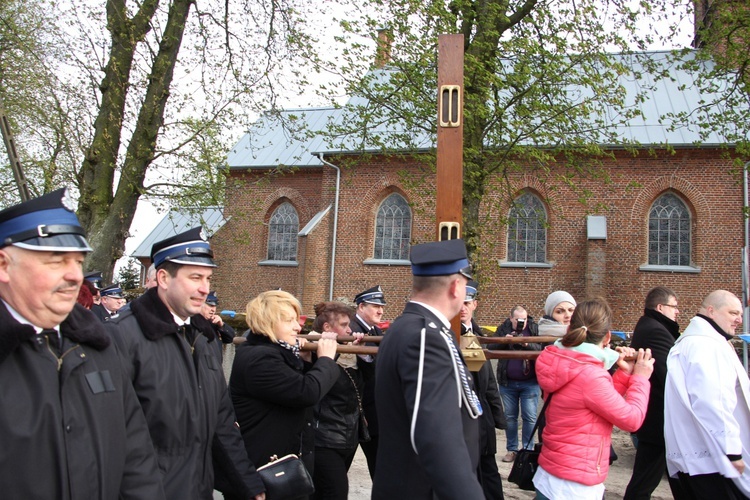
{"left": 664, "top": 290, "right": 750, "bottom": 498}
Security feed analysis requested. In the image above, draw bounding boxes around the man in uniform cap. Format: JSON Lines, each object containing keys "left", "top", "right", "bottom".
{"left": 84, "top": 270, "right": 103, "bottom": 304}
{"left": 0, "top": 188, "right": 163, "bottom": 498}
{"left": 91, "top": 284, "right": 124, "bottom": 322}
{"left": 106, "top": 227, "right": 265, "bottom": 499}
{"left": 372, "top": 239, "right": 485, "bottom": 499}
{"left": 200, "top": 291, "right": 235, "bottom": 351}
{"left": 460, "top": 280, "right": 507, "bottom": 500}
{"left": 352, "top": 285, "right": 387, "bottom": 478}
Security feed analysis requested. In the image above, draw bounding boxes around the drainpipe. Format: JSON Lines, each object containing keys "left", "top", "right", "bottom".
{"left": 316, "top": 153, "right": 341, "bottom": 301}
{"left": 743, "top": 161, "right": 750, "bottom": 369}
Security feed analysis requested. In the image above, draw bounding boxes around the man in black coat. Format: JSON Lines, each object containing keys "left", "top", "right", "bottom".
{"left": 461, "top": 280, "right": 506, "bottom": 500}
{"left": 351, "top": 284, "right": 386, "bottom": 479}
{"left": 107, "top": 227, "right": 265, "bottom": 500}
{"left": 373, "top": 239, "right": 485, "bottom": 499}
{"left": 0, "top": 188, "right": 164, "bottom": 499}
{"left": 91, "top": 284, "right": 124, "bottom": 322}
{"left": 624, "top": 286, "right": 686, "bottom": 500}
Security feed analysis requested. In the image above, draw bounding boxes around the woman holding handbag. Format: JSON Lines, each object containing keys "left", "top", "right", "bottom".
{"left": 230, "top": 291, "right": 340, "bottom": 499}
{"left": 532, "top": 297, "right": 654, "bottom": 500}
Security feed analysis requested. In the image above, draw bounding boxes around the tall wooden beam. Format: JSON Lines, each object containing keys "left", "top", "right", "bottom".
{"left": 435, "top": 34, "right": 464, "bottom": 339}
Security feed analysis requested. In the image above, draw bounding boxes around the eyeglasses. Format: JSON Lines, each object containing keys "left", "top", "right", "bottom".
{"left": 661, "top": 304, "right": 679, "bottom": 309}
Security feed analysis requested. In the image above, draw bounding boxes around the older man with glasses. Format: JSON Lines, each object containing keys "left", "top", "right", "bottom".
{"left": 624, "top": 286, "right": 685, "bottom": 500}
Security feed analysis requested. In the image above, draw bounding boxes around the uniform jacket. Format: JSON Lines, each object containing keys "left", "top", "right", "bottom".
{"left": 0, "top": 302, "right": 164, "bottom": 500}
{"left": 106, "top": 287, "right": 264, "bottom": 499}
{"left": 313, "top": 361, "right": 363, "bottom": 450}
{"left": 372, "top": 302, "right": 484, "bottom": 500}
{"left": 490, "top": 316, "right": 541, "bottom": 386}
{"left": 535, "top": 344, "right": 650, "bottom": 486}
{"left": 91, "top": 303, "right": 112, "bottom": 322}
{"left": 230, "top": 333, "right": 339, "bottom": 472}
{"left": 665, "top": 315, "right": 750, "bottom": 495}
{"left": 629, "top": 308, "right": 679, "bottom": 445}
{"left": 352, "top": 315, "right": 381, "bottom": 437}
{"left": 464, "top": 319, "right": 507, "bottom": 456}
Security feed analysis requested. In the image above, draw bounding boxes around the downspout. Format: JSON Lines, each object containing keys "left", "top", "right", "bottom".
{"left": 743, "top": 161, "right": 750, "bottom": 369}
{"left": 316, "top": 153, "right": 340, "bottom": 301}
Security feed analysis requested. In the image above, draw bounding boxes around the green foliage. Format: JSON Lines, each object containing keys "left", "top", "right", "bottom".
{"left": 116, "top": 258, "right": 142, "bottom": 290}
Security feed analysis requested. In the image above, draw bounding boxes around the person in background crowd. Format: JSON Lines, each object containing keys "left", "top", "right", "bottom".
{"left": 201, "top": 291, "right": 235, "bottom": 343}
{"left": 491, "top": 305, "right": 541, "bottom": 464}
{"left": 664, "top": 290, "right": 750, "bottom": 498}
{"left": 76, "top": 281, "right": 94, "bottom": 309}
{"left": 373, "top": 239, "right": 485, "bottom": 500}
{"left": 311, "top": 301, "right": 365, "bottom": 500}
{"left": 624, "top": 286, "right": 686, "bottom": 500}
{"left": 351, "top": 284, "right": 386, "bottom": 479}
{"left": 84, "top": 270, "right": 103, "bottom": 305}
{"left": 461, "top": 280, "right": 506, "bottom": 500}
{"left": 0, "top": 188, "right": 164, "bottom": 499}
{"left": 144, "top": 263, "right": 157, "bottom": 289}
{"left": 230, "top": 291, "right": 339, "bottom": 495}
{"left": 538, "top": 290, "right": 577, "bottom": 337}
{"left": 533, "top": 297, "right": 653, "bottom": 500}
{"left": 91, "top": 284, "right": 124, "bottom": 322}
{"left": 106, "top": 227, "right": 265, "bottom": 500}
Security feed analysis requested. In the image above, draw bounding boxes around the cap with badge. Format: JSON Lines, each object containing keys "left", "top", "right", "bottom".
{"left": 100, "top": 284, "right": 124, "bottom": 299}
{"left": 409, "top": 239, "right": 472, "bottom": 279}
{"left": 151, "top": 227, "right": 216, "bottom": 269}
{"left": 84, "top": 271, "right": 104, "bottom": 289}
{"left": 355, "top": 285, "right": 386, "bottom": 305}
{"left": 0, "top": 187, "right": 92, "bottom": 252}
{"left": 464, "top": 280, "right": 479, "bottom": 302}
{"left": 206, "top": 291, "right": 219, "bottom": 306}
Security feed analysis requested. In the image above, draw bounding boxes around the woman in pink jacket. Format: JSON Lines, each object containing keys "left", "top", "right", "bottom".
{"left": 532, "top": 297, "right": 654, "bottom": 499}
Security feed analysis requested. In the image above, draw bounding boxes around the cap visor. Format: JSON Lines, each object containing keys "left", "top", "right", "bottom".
{"left": 13, "top": 234, "right": 92, "bottom": 252}
{"left": 163, "top": 256, "right": 217, "bottom": 268}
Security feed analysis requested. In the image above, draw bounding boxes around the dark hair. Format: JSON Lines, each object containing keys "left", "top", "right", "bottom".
{"left": 157, "top": 261, "right": 181, "bottom": 278}
{"left": 644, "top": 286, "right": 677, "bottom": 310}
{"left": 561, "top": 297, "right": 612, "bottom": 348}
{"left": 312, "top": 301, "right": 354, "bottom": 332}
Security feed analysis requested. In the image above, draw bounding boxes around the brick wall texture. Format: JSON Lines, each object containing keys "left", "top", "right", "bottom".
{"left": 210, "top": 147, "right": 745, "bottom": 333}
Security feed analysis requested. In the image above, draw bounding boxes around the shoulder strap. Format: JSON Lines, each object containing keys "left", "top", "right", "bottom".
{"left": 522, "top": 393, "right": 553, "bottom": 449}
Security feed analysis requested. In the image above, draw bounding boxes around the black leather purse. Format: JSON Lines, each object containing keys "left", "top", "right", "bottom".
{"left": 507, "top": 394, "right": 553, "bottom": 491}
{"left": 256, "top": 454, "right": 314, "bottom": 499}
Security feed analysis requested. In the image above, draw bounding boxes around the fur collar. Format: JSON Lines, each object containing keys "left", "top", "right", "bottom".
{"left": 129, "top": 287, "right": 216, "bottom": 342}
{"left": 0, "top": 302, "right": 110, "bottom": 364}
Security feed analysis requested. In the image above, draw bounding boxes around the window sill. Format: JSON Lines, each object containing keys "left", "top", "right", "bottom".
{"left": 258, "top": 260, "right": 299, "bottom": 267}
{"left": 363, "top": 258, "right": 411, "bottom": 266}
{"left": 639, "top": 264, "right": 700, "bottom": 274}
{"left": 498, "top": 261, "right": 553, "bottom": 269}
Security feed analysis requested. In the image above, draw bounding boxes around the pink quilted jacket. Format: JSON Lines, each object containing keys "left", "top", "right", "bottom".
{"left": 535, "top": 345, "right": 650, "bottom": 485}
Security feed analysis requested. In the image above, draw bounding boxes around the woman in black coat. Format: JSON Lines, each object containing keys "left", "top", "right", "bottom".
{"left": 230, "top": 291, "right": 340, "bottom": 483}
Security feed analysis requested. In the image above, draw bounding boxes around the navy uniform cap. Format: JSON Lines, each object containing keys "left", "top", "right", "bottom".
{"left": 0, "top": 187, "right": 92, "bottom": 252}
{"left": 151, "top": 227, "right": 216, "bottom": 269}
{"left": 84, "top": 271, "right": 104, "bottom": 289}
{"left": 464, "top": 279, "right": 479, "bottom": 302}
{"left": 100, "top": 284, "right": 123, "bottom": 298}
{"left": 206, "top": 291, "right": 219, "bottom": 306}
{"left": 410, "top": 239, "right": 472, "bottom": 279}
{"left": 355, "top": 285, "right": 386, "bottom": 305}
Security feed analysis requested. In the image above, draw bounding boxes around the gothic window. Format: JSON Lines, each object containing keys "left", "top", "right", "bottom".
{"left": 507, "top": 192, "right": 547, "bottom": 263}
{"left": 374, "top": 193, "right": 411, "bottom": 260}
{"left": 648, "top": 193, "right": 691, "bottom": 266}
{"left": 267, "top": 202, "right": 298, "bottom": 261}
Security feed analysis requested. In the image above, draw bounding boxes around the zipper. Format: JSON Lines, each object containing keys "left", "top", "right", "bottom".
{"left": 46, "top": 336, "right": 79, "bottom": 372}
{"left": 596, "top": 439, "right": 604, "bottom": 476}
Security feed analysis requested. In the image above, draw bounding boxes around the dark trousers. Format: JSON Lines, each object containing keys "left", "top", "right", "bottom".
{"left": 359, "top": 435, "right": 379, "bottom": 480}
{"left": 478, "top": 453, "right": 504, "bottom": 500}
{"left": 624, "top": 440, "right": 686, "bottom": 500}
{"left": 677, "top": 471, "right": 749, "bottom": 500}
{"left": 312, "top": 446, "right": 357, "bottom": 500}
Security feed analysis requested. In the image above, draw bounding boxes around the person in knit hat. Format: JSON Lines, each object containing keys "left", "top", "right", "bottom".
{"left": 538, "top": 291, "right": 577, "bottom": 337}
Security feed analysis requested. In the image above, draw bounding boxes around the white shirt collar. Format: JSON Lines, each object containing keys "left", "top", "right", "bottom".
{"left": 410, "top": 301, "right": 451, "bottom": 329}
{"left": 356, "top": 313, "right": 373, "bottom": 330}
{"left": 1, "top": 298, "right": 58, "bottom": 334}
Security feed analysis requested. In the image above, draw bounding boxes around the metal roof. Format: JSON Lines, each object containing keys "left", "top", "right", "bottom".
{"left": 227, "top": 49, "right": 741, "bottom": 170}
{"left": 131, "top": 207, "right": 228, "bottom": 258}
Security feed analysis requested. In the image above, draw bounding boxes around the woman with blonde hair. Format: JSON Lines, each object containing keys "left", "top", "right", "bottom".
{"left": 532, "top": 297, "right": 654, "bottom": 500}
{"left": 230, "top": 290, "right": 339, "bottom": 492}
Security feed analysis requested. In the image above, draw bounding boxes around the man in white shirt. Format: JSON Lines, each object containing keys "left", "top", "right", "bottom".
{"left": 664, "top": 289, "right": 750, "bottom": 499}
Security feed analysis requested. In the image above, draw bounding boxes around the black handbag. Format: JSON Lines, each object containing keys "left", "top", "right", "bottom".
{"left": 344, "top": 368, "right": 371, "bottom": 443}
{"left": 256, "top": 454, "right": 314, "bottom": 499}
{"left": 507, "top": 394, "right": 553, "bottom": 491}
